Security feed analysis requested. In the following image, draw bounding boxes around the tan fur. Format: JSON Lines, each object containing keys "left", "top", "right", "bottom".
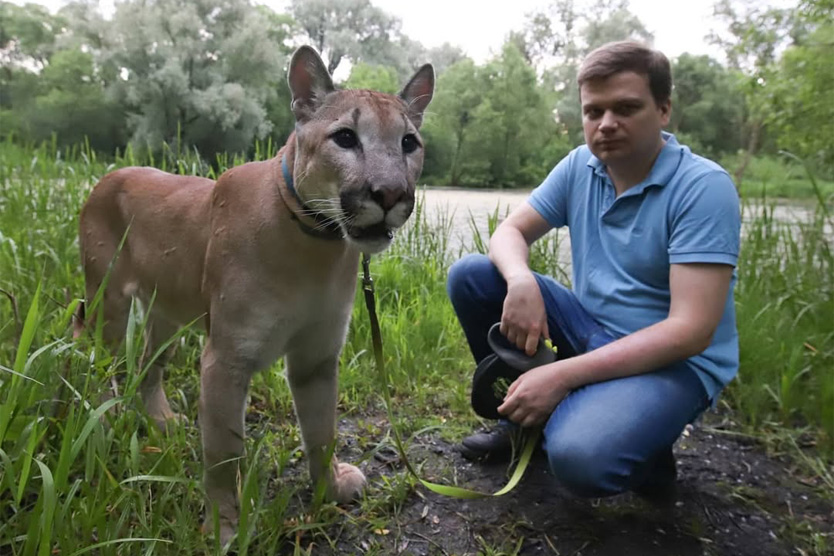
{"left": 77, "top": 46, "right": 434, "bottom": 544}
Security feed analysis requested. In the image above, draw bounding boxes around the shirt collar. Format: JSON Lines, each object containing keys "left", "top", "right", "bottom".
{"left": 586, "top": 131, "right": 684, "bottom": 192}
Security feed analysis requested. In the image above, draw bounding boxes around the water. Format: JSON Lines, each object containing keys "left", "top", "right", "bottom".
{"left": 418, "top": 187, "right": 529, "bottom": 253}
{"left": 417, "top": 186, "right": 829, "bottom": 268}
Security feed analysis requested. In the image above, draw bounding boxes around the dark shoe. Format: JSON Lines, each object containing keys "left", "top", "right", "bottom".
{"left": 459, "top": 423, "right": 545, "bottom": 463}
{"left": 632, "top": 449, "right": 678, "bottom": 508}
{"left": 459, "top": 425, "right": 516, "bottom": 462}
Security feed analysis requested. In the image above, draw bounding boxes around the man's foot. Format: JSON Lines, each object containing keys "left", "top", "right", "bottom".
{"left": 632, "top": 449, "right": 678, "bottom": 508}
{"left": 459, "top": 423, "right": 539, "bottom": 463}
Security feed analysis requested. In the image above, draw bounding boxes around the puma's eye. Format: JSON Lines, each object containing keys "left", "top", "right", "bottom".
{"left": 331, "top": 129, "right": 359, "bottom": 149}
{"left": 402, "top": 134, "right": 420, "bottom": 154}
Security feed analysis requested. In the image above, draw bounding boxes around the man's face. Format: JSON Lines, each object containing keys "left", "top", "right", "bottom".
{"left": 580, "top": 71, "right": 671, "bottom": 167}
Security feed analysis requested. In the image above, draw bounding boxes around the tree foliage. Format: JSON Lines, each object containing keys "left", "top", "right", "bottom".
{"left": 0, "top": 0, "right": 830, "bottom": 184}
{"left": 96, "top": 0, "right": 290, "bottom": 157}
{"left": 344, "top": 62, "right": 399, "bottom": 94}
{"left": 709, "top": 0, "right": 833, "bottom": 180}
{"left": 670, "top": 54, "right": 744, "bottom": 158}
{"left": 289, "top": 0, "right": 400, "bottom": 75}
{"left": 767, "top": 3, "right": 834, "bottom": 169}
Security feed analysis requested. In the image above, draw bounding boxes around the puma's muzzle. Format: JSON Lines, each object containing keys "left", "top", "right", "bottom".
{"left": 339, "top": 183, "right": 414, "bottom": 252}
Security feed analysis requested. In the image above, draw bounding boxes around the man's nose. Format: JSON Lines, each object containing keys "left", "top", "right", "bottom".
{"left": 599, "top": 110, "right": 618, "bottom": 131}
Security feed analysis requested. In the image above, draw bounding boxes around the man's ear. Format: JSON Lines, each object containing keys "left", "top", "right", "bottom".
{"left": 399, "top": 64, "right": 435, "bottom": 129}
{"left": 659, "top": 98, "right": 672, "bottom": 127}
{"left": 288, "top": 46, "right": 335, "bottom": 123}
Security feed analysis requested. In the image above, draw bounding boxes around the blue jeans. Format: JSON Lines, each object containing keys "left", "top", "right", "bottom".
{"left": 447, "top": 254, "right": 709, "bottom": 497}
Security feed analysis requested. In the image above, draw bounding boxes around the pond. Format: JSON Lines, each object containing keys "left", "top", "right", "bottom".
{"left": 418, "top": 186, "right": 830, "bottom": 271}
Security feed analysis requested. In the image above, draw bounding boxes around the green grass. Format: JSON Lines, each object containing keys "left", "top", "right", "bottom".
{"left": 0, "top": 139, "right": 832, "bottom": 554}
{"left": 729, "top": 195, "right": 834, "bottom": 454}
{"left": 722, "top": 153, "right": 834, "bottom": 201}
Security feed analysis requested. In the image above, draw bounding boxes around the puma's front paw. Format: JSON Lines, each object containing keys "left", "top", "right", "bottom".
{"left": 329, "top": 462, "right": 366, "bottom": 503}
{"left": 201, "top": 514, "right": 236, "bottom": 548}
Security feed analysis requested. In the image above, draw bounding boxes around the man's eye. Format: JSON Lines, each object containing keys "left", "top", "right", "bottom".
{"left": 331, "top": 129, "right": 359, "bottom": 149}
{"left": 402, "top": 134, "right": 420, "bottom": 154}
{"left": 585, "top": 109, "right": 603, "bottom": 119}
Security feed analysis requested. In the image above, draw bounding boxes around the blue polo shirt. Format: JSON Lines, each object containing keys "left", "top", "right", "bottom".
{"left": 528, "top": 132, "right": 740, "bottom": 401}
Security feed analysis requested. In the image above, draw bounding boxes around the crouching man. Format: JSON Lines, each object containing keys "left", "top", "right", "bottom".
{"left": 447, "top": 41, "right": 741, "bottom": 503}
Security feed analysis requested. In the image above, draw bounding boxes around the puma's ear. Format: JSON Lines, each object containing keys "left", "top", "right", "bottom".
{"left": 399, "top": 64, "right": 435, "bottom": 129}
{"left": 288, "top": 46, "right": 335, "bottom": 122}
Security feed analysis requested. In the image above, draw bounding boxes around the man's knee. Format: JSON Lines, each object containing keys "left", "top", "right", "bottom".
{"left": 544, "top": 434, "right": 627, "bottom": 498}
{"left": 447, "top": 253, "right": 498, "bottom": 305}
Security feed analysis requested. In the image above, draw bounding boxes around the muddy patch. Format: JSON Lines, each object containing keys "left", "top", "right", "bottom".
{"left": 272, "top": 410, "right": 832, "bottom": 555}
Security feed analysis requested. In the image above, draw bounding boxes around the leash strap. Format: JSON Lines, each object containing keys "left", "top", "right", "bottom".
{"left": 360, "top": 253, "right": 539, "bottom": 499}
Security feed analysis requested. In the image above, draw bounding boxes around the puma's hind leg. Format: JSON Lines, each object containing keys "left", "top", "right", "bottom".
{"left": 78, "top": 244, "right": 134, "bottom": 405}
{"left": 139, "top": 314, "right": 187, "bottom": 430}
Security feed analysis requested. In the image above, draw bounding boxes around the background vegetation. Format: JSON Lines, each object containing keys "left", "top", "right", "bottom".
{"left": 0, "top": 0, "right": 832, "bottom": 553}
{"left": 1, "top": 0, "right": 833, "bottom": 194}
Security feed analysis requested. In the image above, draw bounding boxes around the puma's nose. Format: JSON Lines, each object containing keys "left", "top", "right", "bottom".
{"left": 369, "top": 184, "right": 406, "bottom": 212}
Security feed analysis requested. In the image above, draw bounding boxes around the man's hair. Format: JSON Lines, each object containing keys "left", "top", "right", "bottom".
{"left": 577, "top": 41, "right": 672, "bottom": 105}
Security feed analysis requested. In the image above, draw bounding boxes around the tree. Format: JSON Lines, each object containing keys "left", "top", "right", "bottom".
{"left": 469, "top": 43, "right": 560, "bottom": 187}
{"left": 60, "top": 0, "right": 292, "bottom": 158}
{"left": 288, "top": 0, "right": 401, "bottom": 75}
{"left": 0, "top": 1, "right": 64, "bottom": 124}
{"left": 0, "top": 3, "right": 124, "bottom": 148}
{"left": 709, "top": 0, "right": 796, "bottom": 183}
{"left": 422, "top": 41, "right": 570, "bottom": 188}
{"left": 423, "top": 43, "right": 467, "bottom": 77}
{"left": 517, "top": 0, "right": 582, "bottom": 68}
{"left": 670, "top": 54, "right": 744, "bottom": 157}
{"left": 583, "top": 0, "right": 653, "bottom": 51}
{"left": 769, "top": 22, "right": 834, "bottom": 171}
{"left": 0, "top": 1, "right": 62, "bottom": 71}
{"left": 29, "top": 48, "right": 124, "bottom": 150}
{"left": 344, "top": 62, "right": 399, "bottom": 93}
{"left": 423, "top": 58, "right": 485, "bottom": 186}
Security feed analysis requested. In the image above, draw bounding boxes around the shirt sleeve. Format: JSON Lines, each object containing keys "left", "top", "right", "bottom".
{"left": 668, "top": 170, "right": 741, "bottom": 266}
{"left": 527, "top": 152, "right": 573, "bottom": 229}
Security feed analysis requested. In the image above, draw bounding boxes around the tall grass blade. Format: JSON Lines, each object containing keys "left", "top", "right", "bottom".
{"left": 67, "top": 538, "right": 172, "bottom": 556}
{"left": 34, "top": 459, "right": 55, "bottom": 556}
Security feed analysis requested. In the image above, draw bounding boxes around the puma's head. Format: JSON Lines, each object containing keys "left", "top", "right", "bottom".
{"left": 287, "top": 46, "right": 435, "bottom": 253}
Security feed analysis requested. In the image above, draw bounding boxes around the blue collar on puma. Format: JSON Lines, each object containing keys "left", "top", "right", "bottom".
{"left": 280, "top": 153, "right": 343, "bottom": 241}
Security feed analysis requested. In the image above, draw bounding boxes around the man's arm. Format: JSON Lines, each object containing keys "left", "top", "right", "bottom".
{"left": 498, "top": 262, "right": 734, "bottom": 427}
{"left": 489, "top": 202, "right": 554, "bottom": 355}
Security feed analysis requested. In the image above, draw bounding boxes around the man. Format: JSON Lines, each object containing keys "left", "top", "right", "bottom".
{"left": 447, "top": 41, "right": 740, "bottom": 502}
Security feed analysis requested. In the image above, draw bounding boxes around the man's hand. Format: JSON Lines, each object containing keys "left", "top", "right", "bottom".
{"left": 500, "top": 273, "right": 550, "bottom": 356}
{"left": 488, "top": 202, "right": 553, "bottom": 355}
{"left": 497, "top": 363, "right": 570, "bottom": 427}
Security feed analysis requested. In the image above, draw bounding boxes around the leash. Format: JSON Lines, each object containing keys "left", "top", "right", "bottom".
{"left": 360, "top": 253, "right": 540, "bottom": 498}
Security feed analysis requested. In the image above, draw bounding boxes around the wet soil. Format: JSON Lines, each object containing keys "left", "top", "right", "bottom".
{"left": 279, "top": 411, "right": 832, "bottom": 556}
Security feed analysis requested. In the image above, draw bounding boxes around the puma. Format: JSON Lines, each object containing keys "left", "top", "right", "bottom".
{"left": 76, "top": 46, "right": 434, "bottom": 543}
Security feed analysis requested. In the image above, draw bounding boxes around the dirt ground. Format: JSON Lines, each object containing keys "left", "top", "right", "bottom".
{"left": 282, "top": 411, "right": 833, "bottom": 556}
